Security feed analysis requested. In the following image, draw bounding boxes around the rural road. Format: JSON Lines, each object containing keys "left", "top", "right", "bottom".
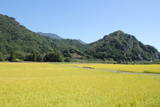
{"left": 72, "top": 65, "right": 160, "bottom": 76}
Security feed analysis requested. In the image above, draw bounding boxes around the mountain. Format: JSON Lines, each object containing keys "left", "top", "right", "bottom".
{"left": 38, "top": 32, "right": 86, "bottom": 45}
{"left": 37, "top": 32, "right": 62, "bottom": 40}
{"left": 0, "top": 14, "right": 60, "bottom": 61}
{"left": 0, "top": 13, "right": 159, "bottom": 63}
{"left": 0, "top": 14, "right": 87, "bottom": 61}
{"left": 37, "top": 32, "right": 87, "bottom": 57}
{"left": 87, "top": 30, "right": 160, "bottom": 62}
{"left": 77, "top": 39, "right": 87, "bottom": 45}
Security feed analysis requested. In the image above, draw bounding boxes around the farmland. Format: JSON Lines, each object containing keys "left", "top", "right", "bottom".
{"left": 0, "top": 63, "right": 160, "bottom": 107}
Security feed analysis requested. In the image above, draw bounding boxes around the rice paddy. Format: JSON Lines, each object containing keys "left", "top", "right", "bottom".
{"left": 0, "top": 63, "right": 160, "bottom": 107}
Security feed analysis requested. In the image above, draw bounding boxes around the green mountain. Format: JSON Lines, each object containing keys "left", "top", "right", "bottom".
{"left": 37, "top": 32, "right": 86, "bottom": 45}
{"left": 37, "top": 32, "right": 62, "bottom": 40}
{"left": 0, "top": 14, "right": 159, "bottom": 63}
{"left": 0, "top": 14, "right": 60, "bottom": 60}
{"left": 87, "top": 31, "right": 160, "bottom": 62}
{"left": 38, "top": 32, "right": 87, "bottom": 49}
{"left": 0, "top": 14, "right": 86, "bottom": 61}
{"left": 37, "top": 32, "right": 88, "bottom": 59}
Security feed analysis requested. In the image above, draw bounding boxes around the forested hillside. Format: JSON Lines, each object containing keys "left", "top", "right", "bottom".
{"left": 0, "top": 14, "right": 159, "bottom": 63}
{"left": 0, "top": 14, "right": 62, "bottom": 61}
{"left": 0, "top": 14, "right": 86, "bottom": 62}
{"left": 87, "top": 31, "right": 160, "bottom": 62}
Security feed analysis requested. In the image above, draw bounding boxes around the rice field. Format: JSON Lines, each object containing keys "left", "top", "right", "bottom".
{"left": 0, "top": 63, "right": 160, "bottom": 107}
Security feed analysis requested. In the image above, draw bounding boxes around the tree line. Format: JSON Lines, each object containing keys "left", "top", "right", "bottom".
{"left": 0, "top": 51, "right": 67, "bottom": 62}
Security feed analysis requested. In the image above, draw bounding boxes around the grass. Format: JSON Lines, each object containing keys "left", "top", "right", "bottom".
{"left": 0, "top": 63, "right": 160, "bottom": 107}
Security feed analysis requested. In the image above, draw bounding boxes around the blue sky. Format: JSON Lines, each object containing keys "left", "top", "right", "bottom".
{"left": 0, "top": 0, "right": 160, "bottom": 51}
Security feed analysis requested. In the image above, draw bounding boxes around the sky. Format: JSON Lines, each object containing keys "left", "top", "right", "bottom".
{"left": 0, "top": 0, "right": 160, "bottom": 51}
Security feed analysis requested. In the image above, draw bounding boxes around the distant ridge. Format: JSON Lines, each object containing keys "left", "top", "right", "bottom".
{"left": 38, "top": 32, "right": 86, "bottom": 44}
{"left": 37, "top": 32, "right": 62, "bottom": 40}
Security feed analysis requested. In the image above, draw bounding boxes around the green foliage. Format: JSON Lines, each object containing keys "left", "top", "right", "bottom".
{"left": 25, "top": 53, "right": 44, "bottom": 62}
{"left": 87, "top": 31, "right": 160, "bottom": 62}
{"left": 7, "top": 53, "right": 16, "bottom": 62}
{"left": 0, "top": 14, "right": 57, "bottom": 58}
{"left": 0, "top": 14, "right": 88, "bottom": 62}
{"left": 0, "top": 14, "right": 159, "bottom": 63}
{"left": 0, "top": 52, "right": 4, "bottom": 61}
{"left": 64, "top": 57, "right": 71, "bottom": 62}
{"left": 44, "top": 51, "right": 63, "bottom": 62}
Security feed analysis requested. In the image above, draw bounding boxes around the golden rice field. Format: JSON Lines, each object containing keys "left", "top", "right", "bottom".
{"left": 0, "top": 63, "right": 160, "bottom": 107}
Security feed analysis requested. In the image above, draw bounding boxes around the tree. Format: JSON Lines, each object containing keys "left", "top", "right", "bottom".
{"left": 25, "top": 53, "right": 44, "bottom": 62}
{"left": 8, "top": 53, "right": 16, "bottom": 62}
{"left": 64, "top": 57, "right": 71, "bottom": 62}
{"left": 0, "top": 52, "right": 4, "bottom": 61}
{"left": 7, "top": 51, "right": 24, "bottom": 62}
{"left": 44, "top": 52, "right": 63, "bottom": 62}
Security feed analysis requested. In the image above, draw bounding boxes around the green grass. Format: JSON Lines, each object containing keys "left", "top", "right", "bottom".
{"left": 0, "top": 63, "right": 160, "bottom": 107}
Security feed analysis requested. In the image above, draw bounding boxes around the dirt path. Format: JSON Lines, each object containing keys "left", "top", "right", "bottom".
{"left": 96, "top": 68, "right": 160, "bottom": 76}
{"left": 72, "top": 65, "right": 160, "bottom": 76}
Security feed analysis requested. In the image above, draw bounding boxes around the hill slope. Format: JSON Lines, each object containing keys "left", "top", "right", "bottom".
{"left": 37, "top": 32, "right": 87, "bottom": 50}
{"left": 87, "top": 31, "right": 160, "bottom": 61}
{"left": 0, "top": 14, "right": 87, "bottom": 61}
{"left": 37, "top": 32, "right": 88, "bottom": 59}
{"left": 0, "top": 14, "right": 159, "bottom": 62}
{"left": 0, "top": 14, "right": 60, "bottom": 59}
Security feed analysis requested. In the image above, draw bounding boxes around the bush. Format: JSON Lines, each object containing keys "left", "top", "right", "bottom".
{"left": 7, "top": 51, "right": 24, "bottom": 62}
{"left": 0, "top": 52, "right": 4, "bottom": 61}
{"left": 25, "top": 53, "right": 44, "bottom": 62}
{"left": 64, "top": 57, "right": 71, "bottom": 62}
{"left": 44, "top": 52, "right": 63, "bottom": 62}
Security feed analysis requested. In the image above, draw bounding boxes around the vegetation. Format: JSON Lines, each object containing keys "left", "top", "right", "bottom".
{"left": 0, "top": 14, "right": 160, "bottom": 63}
{"left": 44, "top": 52, "right": 63, "bottom": 62}
{"left": 38, "top": 32, "right": 63, "bottom": 40}
{"left": 87, "top": 31, "right": 160, "bottom": 62}
{"left": 0, "top": 14, "right": 59, "bottom": 60}
{"left": 0, "top": 63, "right": 160, "bottom": 107}
{"left": 0, "top": 14, "right": 87, "bottom": 62}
